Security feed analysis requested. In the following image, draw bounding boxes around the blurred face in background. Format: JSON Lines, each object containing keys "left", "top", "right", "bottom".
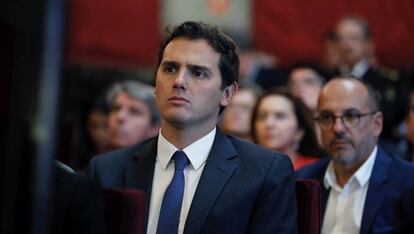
{"left": 108, "top": 92, "right": 157, "bottom": 149}
{"left": 87, "top": 109, "right": 109, "bottom": 153}
{"left": 254, "top": 95, "right": 303, "bottom": 153}
{"left": 405, "top": 92, "right": 414, "bottom": 144}
{"left": 221, "top": 89, "right": 257, "bottom": 140}
{"left": 289, "top": 68, "right": 323, "bottom": 115}
{"left": 335, "top": 19, "right": 371, "bottom": 67}
{"left": 323, "top": 37, "right": 342, "bottom": 71}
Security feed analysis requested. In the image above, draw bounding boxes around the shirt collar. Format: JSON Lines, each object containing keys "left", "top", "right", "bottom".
{"left": 350, "top": 59, "right": 370, "bottom": 78}
{"left": 157, "top": 127, "right": 216, "bottom": 170}
{"left": 339, "top": 59, "right": 370, "bottom": 78}
{"left": 324, "top": 146, "right": 378, "bottom": 189}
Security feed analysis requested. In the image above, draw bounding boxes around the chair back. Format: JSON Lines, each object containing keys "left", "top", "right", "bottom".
{"left": 296, "top": 179, "right": 321, "bottom": 234}
{"left": 103, "top": 188, "right": 146, "bottom": 234}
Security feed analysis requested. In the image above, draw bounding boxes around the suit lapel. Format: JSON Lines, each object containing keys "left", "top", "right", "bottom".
{"left": 360, "top": 149, "right": 390, "bottom": 234}
{"left": 124, "top": 137, "right": 158, "bottom": 223}
{"left": 311, "top": 158, "right": 331, "bottom": 220}
{"left": 320, "top": 184, "right": 330, "bottom": 220}
{"left": 184, "top": 130, "right": 238, "bottom": 234}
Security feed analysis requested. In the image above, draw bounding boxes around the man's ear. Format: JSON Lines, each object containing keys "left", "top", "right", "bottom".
{"left": 373, "top": 111, "right": 383, "bottom": 137}
{"left": 220, "top": 82, "right": 238, "bottom": 107}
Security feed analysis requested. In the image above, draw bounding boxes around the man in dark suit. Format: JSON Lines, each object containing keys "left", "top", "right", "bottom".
{"left": 334, "top": 15, "right": 404, "bottom": 145}
{"left": 297, "top": 76, "right": 414, "bottom": 234}
{"left": 88, "top": 21, "right": 297, "bottom": 234}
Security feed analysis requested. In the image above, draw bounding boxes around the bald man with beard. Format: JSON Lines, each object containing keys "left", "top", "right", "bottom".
{"left": 297, "top": 76, "right": 414, "bottom": 234}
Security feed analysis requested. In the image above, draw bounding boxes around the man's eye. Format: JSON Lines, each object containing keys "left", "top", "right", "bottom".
{"left": 343, "top": 112, "right": 359, "bottom": 120}
{"left": 319, "top": 113, "right": 333, "bottom": 121}
{"left": 275, "top": 112, "right": 287, "bottom": 120}
{"left": 129, "top": 108, "right": 143, "bottom": 116}
{"left": 164, "top": 66, "right": 176, "bottom": 73}
{"left": 193, "top": 70, "right": 207, "bottom": 79}
{"left": 257, "top": 112, "right": 268, "bottom": 121}
{"left": 111, "top": 105, "right": 121, "bottom": 113}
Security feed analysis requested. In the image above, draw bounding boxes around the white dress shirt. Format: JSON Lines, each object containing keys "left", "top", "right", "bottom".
{"left": 147, "top": 128, "right": 216, "bottom": 234}
{"left": 322, "top": 146, "right": 377, "bottom": 234}
{"left": 340, "top": 59, "right": 370, "bottom": 79}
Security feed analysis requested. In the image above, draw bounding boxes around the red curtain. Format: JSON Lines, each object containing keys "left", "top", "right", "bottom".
{"left": 66, "top": 0, "right": 159, "bottom": 67}
{"left": 253, "top": 0, "right": 414, "bottom": 68}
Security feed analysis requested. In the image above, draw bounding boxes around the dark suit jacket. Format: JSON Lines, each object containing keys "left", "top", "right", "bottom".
{"left": 296, "top": 148, "right": 414, "bottom": 234}
{"left": 87, "top": 129, "right": 297, "bottom": 234}
{"left": 362, "top": 68, "right": 404, "bottom": 139}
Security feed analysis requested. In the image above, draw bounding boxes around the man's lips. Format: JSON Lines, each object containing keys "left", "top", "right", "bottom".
{"left": 330, "top": 139, "right": 352, "bottom": 148}
{"left": 168, "top": 96, "right": 190, "bottom": 104}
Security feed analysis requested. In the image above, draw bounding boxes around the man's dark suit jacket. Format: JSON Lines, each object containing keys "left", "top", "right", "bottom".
{"left": 88, "top": 128, "right": 297, "bottom": 234}
{"left": 296, "top": 148, "right": 414, "bottom": 234}
{"left": 362, "top": 68, "right": 404, "bottom": 139}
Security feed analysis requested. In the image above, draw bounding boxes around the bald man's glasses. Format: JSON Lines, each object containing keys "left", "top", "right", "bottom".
{"left": 315, "top": 110, "right": 377, "bottom": 130}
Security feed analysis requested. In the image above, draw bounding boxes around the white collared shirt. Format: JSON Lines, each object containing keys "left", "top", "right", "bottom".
{"left": 340, "top": 59, "right": 370, "bottom": 79}
{"left": 147, "top": 128, "right": 216, "bottom": 234}
{"left": 322, "top": 146, "right": 378, "bottom": 234}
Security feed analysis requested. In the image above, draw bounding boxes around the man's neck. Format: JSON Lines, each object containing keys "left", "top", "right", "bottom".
{"left": 160, "top": 121, "right": 217, "bottom": 149}
{"left": 341, "top": 59, "right": 370, "bottom": 78}
{"left": 332, "top": 156, "right": 368, "bottom": 187}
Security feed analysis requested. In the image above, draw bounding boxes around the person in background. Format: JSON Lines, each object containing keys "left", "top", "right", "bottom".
{"left": 251, "top": 88, "right": 323, "bottom": 170}
{"left": 220, "top": 84, "right": 262, "bottom": 141}
{"left": 88, "top": 21, "right": 297, "bottom": 233}
{"left": 404, "top": 85, "right": 414, "bottom": 162}
{"left": 334, "top": 15, "right": 404, "bottom": 151}
{"left": 72, "top": 94, "right": 110, "bottom": 172}
{"left": 86, "top": 94, "right": 110, "bottom": 155}
{"left": 297, "top": 76, "right": 414, "bottom": 234}
{"left": 320, "top": 30, "right": 343, "bottom": 79}
{"left": 106, "top": 80, "right": 160, "bottom": 150}
{"left": 288, "top": 64, "right": 325, "bottom": 117}
{"left": 288, "top": 64, "right": 326, "bottom": 146}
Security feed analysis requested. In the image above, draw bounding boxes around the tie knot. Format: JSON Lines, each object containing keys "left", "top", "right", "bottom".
{"left": 172, "top": 150, "right": 188, "bottom": 170}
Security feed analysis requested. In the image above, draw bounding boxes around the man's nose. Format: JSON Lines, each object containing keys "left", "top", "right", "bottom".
{"left": 116, "top": 108, "right": 128, "bottom": 122}
{"left": 332, "top": 117, "right": 346, "bottom": 132}
{"left": 173, "top": 70, "right": 188, "bottom": 89}
{"left": 265, "top": 116, "right": 275, "bottom": 128}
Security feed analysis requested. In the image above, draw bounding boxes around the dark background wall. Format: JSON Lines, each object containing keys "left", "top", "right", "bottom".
{"left": 65, "top": 0, "right": 414, "bottom": 69}
{"left": 254, "top": 0, "right": 414, "bottom": 67}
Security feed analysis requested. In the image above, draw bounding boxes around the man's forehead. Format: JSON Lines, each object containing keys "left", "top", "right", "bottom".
{"left": 164, "top": 37, "right": 217, "bottom": 55}
{"left": 115, "top": 92, "right": 145, "bottom": 105}
{"left": 323, "top": 78, "right": 366, "bottom": 93}
{"left": 319, "top": 79, "right": 369, "bottom": 110}
{"left": 161, "top": 38, "right": 220, "bottom": 67}
{"left": 337, "top": 19, "right": 363, "bottom": 32}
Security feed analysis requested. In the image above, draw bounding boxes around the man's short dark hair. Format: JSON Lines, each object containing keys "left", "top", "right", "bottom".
{"left": 156, "top": 21, "right": 239, "bottom": 89}
{"left": 288, "top": 62, "right": 326, "bottom": 84}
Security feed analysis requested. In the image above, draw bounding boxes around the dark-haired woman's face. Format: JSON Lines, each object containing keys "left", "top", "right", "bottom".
{"left": 254, "top": 95, "right": 303, "bottom": 152}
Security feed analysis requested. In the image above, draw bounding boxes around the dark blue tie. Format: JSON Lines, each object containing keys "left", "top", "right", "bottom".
{"left": 157, "top": 150, "right": 188, "bottom": 234}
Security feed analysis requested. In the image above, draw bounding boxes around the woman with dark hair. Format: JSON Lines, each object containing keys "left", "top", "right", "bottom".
{"left": 251, "top": 88, "right": 324, "bottom": 169}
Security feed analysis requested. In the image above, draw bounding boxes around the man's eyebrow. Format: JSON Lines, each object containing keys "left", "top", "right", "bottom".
{"left": 319, "top": 108, "right": 360, "bottom": 114}
{"left": 160, "top": 60, "right": 179, "bottom": 67}
{"left": 342, "top": 108, "right": 360, "bottom": 113}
